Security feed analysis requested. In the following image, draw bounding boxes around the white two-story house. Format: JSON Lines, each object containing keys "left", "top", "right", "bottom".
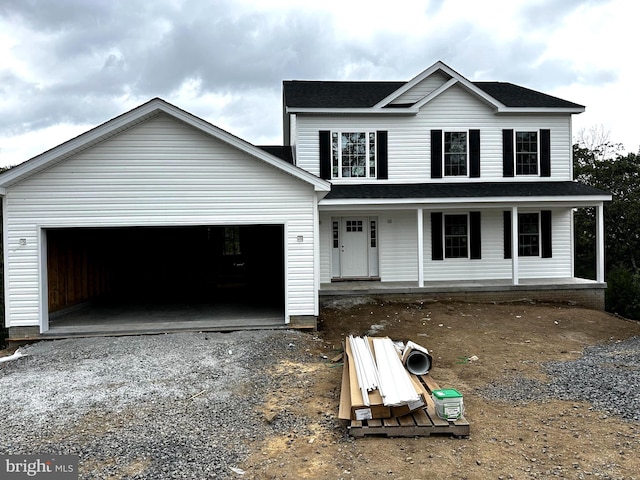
{"left": 0, "top": 61, "right": 609, "bottom": 340}
{"left": 284, "top": 61, "right": 609, "bottom": 302}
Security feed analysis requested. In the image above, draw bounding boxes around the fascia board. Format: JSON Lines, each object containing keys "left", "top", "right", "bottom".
{"left": 285, "top": 107, "right": 418, "bottom": 115}
{"left": 0, "top": 98, "right": 331, "bottom": 193}
{"left": 0, "top": 101, "right": 163, "bottom": 187}
{"left": 412, "top": 78, "right": 460, "bottom": 109}
{"left": 158, "top": 102, "right": 331, "bottom": 192}
{"left": 373, "top": 61, "right": 448, "bottom": 107}
{"left": 496, "top": 106, "right": 586, "bottom": 114}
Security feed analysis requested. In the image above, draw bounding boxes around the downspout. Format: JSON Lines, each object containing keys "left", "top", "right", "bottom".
{"left": 417, "top": 208, "right": 424, "bottom": 287}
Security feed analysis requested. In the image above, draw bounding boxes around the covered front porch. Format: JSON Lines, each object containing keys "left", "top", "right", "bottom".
{"left": 320, "top": 277, "right": 606, "bottom": 310}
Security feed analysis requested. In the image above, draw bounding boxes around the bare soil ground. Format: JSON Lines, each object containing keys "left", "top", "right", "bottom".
{"left": 248, "top": 299, "right": 640, "bottom": 480}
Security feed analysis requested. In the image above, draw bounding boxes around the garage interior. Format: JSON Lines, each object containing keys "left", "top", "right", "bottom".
{"left": 45, "top": 225, "right": 286, "bottom": 335}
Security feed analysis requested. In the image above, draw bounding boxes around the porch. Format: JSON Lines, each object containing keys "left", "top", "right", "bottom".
{"left": 320, "top": 277, "right": 606, "bottom": 310}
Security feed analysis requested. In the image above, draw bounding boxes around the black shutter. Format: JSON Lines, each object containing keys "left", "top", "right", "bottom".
{"left": 431, "top": 212, "right": 443, "bottom": 260}
{"left": 377, "top": 130, "right": 388, "bottom": 179}
{"left": 431, "top": 130, "right": 442, "bottom": 178}
{"left": 319, "top": 130, "right": 331, "bottom": 180}
{"left": 540, "top": 129, "right": 551, "bottom": 177}
{"left": 502, "top": 129, "right": 514, "bottom": 177}
{"left": 470, "top": 211, "right": 481, "bottom": 259}
{"left": 469, "top": 129, "right": 480, "bottom": 178}
{"left": 503, "top": 211, "right": 512, "bottom": 259}
{"left": 541, "top": 210, "right": 552, "bottom": 258}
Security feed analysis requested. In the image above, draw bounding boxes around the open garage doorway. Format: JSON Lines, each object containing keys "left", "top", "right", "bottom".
{"left": 45, "top": 225, "right": 285, "bottom": 335}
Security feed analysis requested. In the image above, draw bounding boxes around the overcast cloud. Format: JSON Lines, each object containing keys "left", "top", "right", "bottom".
{"left": 0, "top": 0, "right": 636, "bottom": 167}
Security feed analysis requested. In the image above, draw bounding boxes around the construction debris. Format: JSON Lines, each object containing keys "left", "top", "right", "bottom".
{"left": 339, "top": 336, "right": 469, "bottom": 438}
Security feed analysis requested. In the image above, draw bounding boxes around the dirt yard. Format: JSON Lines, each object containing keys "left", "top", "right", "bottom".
{"left": 249, "top": 299, "right": 640, "bottom": 480}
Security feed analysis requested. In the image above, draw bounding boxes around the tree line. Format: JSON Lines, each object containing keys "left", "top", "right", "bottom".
{"left": 573, "top": 136, "right": 640, "bottom": 320}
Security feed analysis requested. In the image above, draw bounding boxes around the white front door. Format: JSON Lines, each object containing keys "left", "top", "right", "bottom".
{"left": 340, "top": 218, "right": 369, "bottom": 278}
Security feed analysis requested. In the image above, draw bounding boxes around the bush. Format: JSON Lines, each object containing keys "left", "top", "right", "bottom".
{"left": 605, "top": 266, "right": 640, "bottom": 320}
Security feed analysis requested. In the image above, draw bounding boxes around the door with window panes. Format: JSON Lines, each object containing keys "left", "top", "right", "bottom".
{"left": 332, "top": 217, "right": 379, "bottom": 279}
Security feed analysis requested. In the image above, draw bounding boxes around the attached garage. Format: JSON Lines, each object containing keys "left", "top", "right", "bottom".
{"left": 0, "top": 99, "right": 330, "bottom": 339}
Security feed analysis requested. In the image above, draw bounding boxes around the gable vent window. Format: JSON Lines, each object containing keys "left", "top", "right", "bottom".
{"left": 331, "top": 131, "right": 377, "bottom": 178}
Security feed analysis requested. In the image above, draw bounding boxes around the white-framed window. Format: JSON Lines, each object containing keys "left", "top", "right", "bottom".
{"left": 444, "top": 214, "right": 468, "bottom": 258}
{"left": 518, "top": 213, "right": 540, "bottom": 256}
{"left": 331, "top": 131, "right": 376, "bottom": 178}
{"left": 444, "top": 131, "right": 468, "bottom": 176}
{"left": 515, "top": 131, "right": 539, "bottom": 175}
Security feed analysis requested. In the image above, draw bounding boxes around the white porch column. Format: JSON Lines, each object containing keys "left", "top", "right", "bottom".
{"left": 596, "top": 203, "right": 605, "bottom": 283}
{"left": 511, "top": 206, "right": 519, "bottom": 285}
{"left": 417, "top": 208, "right": 424, "bottom": 287}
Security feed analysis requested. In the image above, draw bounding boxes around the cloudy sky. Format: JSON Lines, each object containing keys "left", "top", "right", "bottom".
{"left": 0, "top": 0, "right": 636, "bottom": 168}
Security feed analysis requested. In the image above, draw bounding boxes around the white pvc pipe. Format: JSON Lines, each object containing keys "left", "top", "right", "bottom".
{"left": 0, "top": 349, "right": 27, "bottom": 364}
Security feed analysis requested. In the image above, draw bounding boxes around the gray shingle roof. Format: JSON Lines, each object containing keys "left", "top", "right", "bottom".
{"left": 323, "top": 181, "right": 609, "bottom": 200}
{"left": 283, "top": 81, "right": 404, "bottom": 108}
{"left": 283, "top": 80, "right": 583, "bottom": 109}
{"left": 473, "top": 82, "right": 584, "bottom": 109}
{"left": 257, "top": 145, "right": 294, "bottom": 164}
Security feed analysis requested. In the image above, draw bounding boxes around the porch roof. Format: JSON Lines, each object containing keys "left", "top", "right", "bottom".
{"left": 322, "top": 181, "right": 610, "bottom": 202}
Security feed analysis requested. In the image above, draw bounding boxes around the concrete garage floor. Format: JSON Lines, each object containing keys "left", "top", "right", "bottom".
{"left": 45, "top": 302, "right": 286, "bottom": 338}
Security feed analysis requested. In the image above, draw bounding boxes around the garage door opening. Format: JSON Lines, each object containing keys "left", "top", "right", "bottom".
{"left": 45, "top": 225, "right": 285, "bottom": 333}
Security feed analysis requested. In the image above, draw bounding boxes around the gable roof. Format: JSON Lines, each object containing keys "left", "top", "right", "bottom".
{"left": 0, "top": 98, "right": 330, "bottom": 193}
{"left": 283, "top": 61, "right": 584, "bottom": 113}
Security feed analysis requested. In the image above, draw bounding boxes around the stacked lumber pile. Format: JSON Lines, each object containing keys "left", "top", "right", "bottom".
{"left": 338, "top": 335, "right": 470, "bottom": 438}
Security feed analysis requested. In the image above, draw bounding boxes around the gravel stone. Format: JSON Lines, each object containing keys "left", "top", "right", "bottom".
{"left": 0, "top": 330, "right": 318, "bottom": 479}
{"left": 478, "top": 336, "right": 640, "bottom": 422}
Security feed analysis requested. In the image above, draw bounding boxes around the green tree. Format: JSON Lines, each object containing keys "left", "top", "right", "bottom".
{"left": 573, "top": 142, "right": 640, "bottom": 318}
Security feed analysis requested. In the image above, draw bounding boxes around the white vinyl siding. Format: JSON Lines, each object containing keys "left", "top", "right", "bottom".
{"left": 517, "top": 208, "right": 572, "bottom": 278}
{"left": 318, "top": 208, "right": 573, "bottom": 283}
{"left": 425, "top": 209, "right": 512, "bottom": 281}
{"left": 379, "top": 212, "right": 418, "bottom": 281}
{"left": 295, "top": 84, "right": 573, "bottom": 182}
{"left": 4, "top": 114, "right": 318, "bottom": 327}
{"left": 389, "top": 71, "right": 451, "bottom": 105}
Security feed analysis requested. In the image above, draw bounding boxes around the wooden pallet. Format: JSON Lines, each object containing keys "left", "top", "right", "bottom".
{"left": 347, "top": 375, "right": 470, "bottom": 438}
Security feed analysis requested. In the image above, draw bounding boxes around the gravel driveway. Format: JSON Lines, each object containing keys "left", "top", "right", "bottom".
{"left": 2, "top": 324, "right": 639, "bottom": 479}
{"left": 0, "top": 330, "right": 319, "bottom": 479}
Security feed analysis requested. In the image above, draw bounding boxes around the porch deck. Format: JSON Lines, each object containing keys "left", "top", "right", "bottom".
{"left": 320, "top": 277, "right": 602, "bottom": 294}
{"left": 320, "top": 278, "right": 605, "bottom": 308}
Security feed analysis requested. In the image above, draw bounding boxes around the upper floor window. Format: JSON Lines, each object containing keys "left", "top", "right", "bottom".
{"left": 331, "top": 132, "right": 376, "bottom": 178}
{"left": 431, "top": 129, "right": 480, "bottom": 179}
{"left": 502, "top": 129, "right": 550, "bottom": 178}
{"left": 515, "top": 131, "right": 538, "bottom": 175}
{"left": 444, "top": 132, "right": 468, "bottom": 176}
